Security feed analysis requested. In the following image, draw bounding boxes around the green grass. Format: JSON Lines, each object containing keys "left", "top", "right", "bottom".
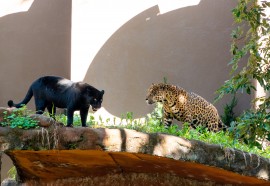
{"left": 52, "top": 104, "right": 270, "bottom": 159}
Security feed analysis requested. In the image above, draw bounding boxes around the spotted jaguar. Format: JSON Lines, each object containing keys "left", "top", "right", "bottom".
{"left": 146, "top": 83, "right": 226, "bottom": 132}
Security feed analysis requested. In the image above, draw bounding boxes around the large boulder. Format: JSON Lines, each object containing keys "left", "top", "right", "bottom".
{"left": 0, "top": 122, "right": 268, "bottom": 185}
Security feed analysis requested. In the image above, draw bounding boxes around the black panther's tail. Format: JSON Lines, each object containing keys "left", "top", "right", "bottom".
{"left": 8, "top": 86, "right": 33, "bottom": 108}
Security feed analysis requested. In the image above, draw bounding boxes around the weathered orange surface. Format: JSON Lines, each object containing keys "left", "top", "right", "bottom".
{"left": 7, "top": 150, "right": 270, "bottom": 185}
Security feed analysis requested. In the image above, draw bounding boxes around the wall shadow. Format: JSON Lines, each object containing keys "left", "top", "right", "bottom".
{"left": 0, "top": 0, "right": 71, "bottom": 109}
{"left": 84, "top": 0, "right": 251, "bottom": 118}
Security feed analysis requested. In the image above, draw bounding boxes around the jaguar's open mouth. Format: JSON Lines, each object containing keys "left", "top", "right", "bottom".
{"left": 92, "top": 107, "right": 98, "bottom": 112}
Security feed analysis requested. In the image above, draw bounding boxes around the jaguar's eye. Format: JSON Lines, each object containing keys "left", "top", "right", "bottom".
{"left": 94, "top": 98, "right": 97, "bottom": 101}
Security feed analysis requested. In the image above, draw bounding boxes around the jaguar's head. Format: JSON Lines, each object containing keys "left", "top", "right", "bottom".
{"left": 146, "top": 83, "right": 166, "bottom": 104}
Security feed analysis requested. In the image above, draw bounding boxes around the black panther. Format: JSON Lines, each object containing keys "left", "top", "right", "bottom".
{"left": 8, "top": 76, "right": 104, "bottom": 127}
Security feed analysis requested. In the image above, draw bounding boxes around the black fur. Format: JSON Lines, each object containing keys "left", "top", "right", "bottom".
{"left": 8, "top": 76, "right": 104, "bottom": 127}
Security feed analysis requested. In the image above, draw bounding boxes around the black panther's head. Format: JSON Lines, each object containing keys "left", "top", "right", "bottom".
{"left": 82, "top": 83, "right": 104, "bottom": 111}
{"left": 90, "top": 90, "right": 104, "bottom": 111}
{"left": 80, "top": 83, "right": 105, "bottom": 111}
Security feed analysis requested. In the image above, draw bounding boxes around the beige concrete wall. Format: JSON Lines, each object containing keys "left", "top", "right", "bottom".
{"left": 80, "top": 0, "right": 251, "bottom": 118}
{"left": 0, "top": 0, "right": 251, "bottom": 121}
{"left": 0, "top": 0, "right": 71, "bottom": 109}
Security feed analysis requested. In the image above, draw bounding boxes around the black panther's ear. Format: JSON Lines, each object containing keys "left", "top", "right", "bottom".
{"left": 86, "top": 86, "right": 92, "bottom": 93}
{"left": 101, "top": 90, "right": 104, "bottom": 95}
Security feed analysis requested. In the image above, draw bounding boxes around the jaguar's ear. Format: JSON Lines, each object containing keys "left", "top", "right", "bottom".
{"left": 152, "top": 83, "right": 158, "bottom": 88}
{"left": 101, "top": 90, "right": 105, "bottom": 95}
{"left": 161, "top": 83, "right": 166, "bottom": 90}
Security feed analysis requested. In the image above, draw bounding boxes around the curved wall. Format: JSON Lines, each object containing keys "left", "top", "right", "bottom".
{"left": 80, "top": 0, "right": 251, "bottom": 118}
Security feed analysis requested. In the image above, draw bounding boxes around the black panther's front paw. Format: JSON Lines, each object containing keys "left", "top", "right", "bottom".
{"left": 66, "top": 124, "right": 73, "bottom": 128}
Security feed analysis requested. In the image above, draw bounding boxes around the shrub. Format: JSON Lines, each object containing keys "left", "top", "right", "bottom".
{"left": 216, "top": 0, "right": 270, "bottom": 148}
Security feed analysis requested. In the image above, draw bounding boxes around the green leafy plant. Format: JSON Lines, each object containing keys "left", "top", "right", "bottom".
{"left": 230, "top": 109, "right": 270, "bottom": 148}
{"left": 8, "top": 114, "right": 38, "bottom": 129}
{"left": 146, "top": 102, "right": 163, "bottom": 126}
{"left": 221, "top": 95, "right": 238, "bottom": 127}
{"left": 1, "top": 106, "right": 38, "bottom": 129}
{"left": 216, "top": 0, "right": 270, "bottom": 148}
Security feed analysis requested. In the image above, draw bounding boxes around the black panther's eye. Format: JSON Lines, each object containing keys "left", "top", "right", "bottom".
{"left": 94, "top": 98, "right": 97, "bottom": 101}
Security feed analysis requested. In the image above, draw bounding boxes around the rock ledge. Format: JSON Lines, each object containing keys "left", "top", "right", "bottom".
{"left": 0, "top": 125, "right": 269, "bottom": 185}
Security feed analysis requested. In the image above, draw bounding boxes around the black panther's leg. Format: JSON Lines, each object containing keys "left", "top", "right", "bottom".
{"left": 66, "top": 108, "right": 74, "bottom": 127}
{"left": 80, "top": 108, "right": 89, "bottom": 127}
{"left": 46, "top": 104, "right": 56, "bottom": 119}
{"left": 35, "top": 99, "right": 46, "bottom": 114}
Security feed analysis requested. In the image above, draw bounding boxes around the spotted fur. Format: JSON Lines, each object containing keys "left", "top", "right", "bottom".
{"left": 146, "top": 83, "right": 226, "bottom": 132}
